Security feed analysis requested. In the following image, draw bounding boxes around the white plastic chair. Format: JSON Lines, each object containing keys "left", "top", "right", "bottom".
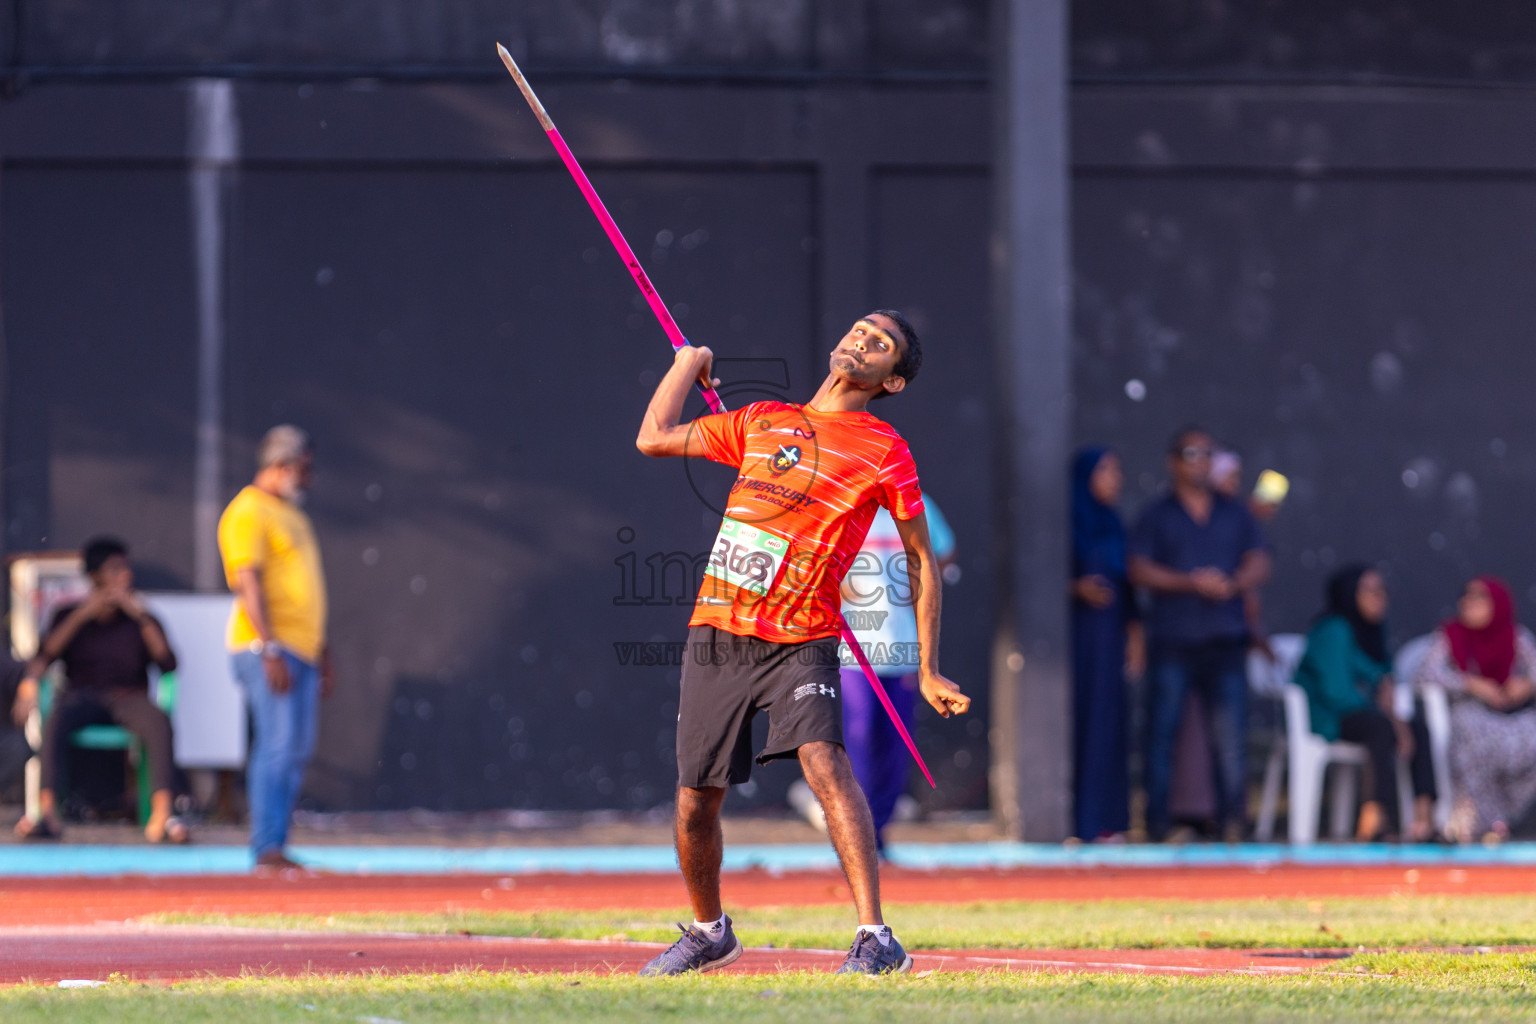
{"left": 1419, "top": 686, "right": 1453, "bottom": 832}
{"left": 1252, "top": 634, "right": 1305, "bottom": 840}
{"left": 1279, "top": 682, "right": 1369, "bottom": 844}
{"left": 1253, "top": 633, "right": 1371, "bottom": 844}
{"left": 1394, "top": 633, "right": 1453, "bottom": 832}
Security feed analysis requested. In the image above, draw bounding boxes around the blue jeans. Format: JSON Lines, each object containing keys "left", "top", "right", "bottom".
{"left": 1144, "top": 638, "right": 1249, "bottom": 840}
{"left": 232, "top": 651, "right": 319, "bottom": 858}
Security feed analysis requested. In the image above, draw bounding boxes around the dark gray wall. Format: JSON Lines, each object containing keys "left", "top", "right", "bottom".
{"left": 5, "top": 2, "right": 1535, "bottom": 811}
{"left": 3, "top": 0, "right": 985, "bottom": 75}
{"left": 2, "top": 166, "right": 198, "bottom": 588}
{"left": 10, "top": 1, "right": 1536, "bottom": 83}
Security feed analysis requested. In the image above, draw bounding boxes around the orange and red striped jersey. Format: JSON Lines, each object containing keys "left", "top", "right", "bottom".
{"left": 685, "top": 401, "right": 924, "bottom": 644}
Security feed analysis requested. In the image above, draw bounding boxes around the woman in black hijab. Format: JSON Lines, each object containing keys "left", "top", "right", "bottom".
{"left": 1324, "top": 565, "right": 1390, "bottom": 665}
{"left": 1293, "top": 565, "right": 1436, "bottom": 840}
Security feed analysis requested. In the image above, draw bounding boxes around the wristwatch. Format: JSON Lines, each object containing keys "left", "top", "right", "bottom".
{"left": 249, "top": 639, "right": 283, "bottom": 659}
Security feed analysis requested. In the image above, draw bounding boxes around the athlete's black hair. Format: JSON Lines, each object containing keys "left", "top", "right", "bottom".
{"left": 866, "top": 308, "right": 921, "bottom": 400}
{"left": 82, "top": 536, "right": 128, "bottom": 575}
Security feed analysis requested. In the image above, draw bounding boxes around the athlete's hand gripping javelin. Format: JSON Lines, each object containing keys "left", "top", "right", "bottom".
{"left": 635, "top": 345, "right": 722, "bottom": 458}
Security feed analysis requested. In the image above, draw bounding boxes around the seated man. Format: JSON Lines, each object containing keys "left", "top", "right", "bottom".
{"left": 12, "top": 537, "right": 187, "bottom": 842}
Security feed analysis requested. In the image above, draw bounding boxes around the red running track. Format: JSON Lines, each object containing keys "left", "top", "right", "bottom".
{"left": 0, "top": 864, "right": 1529, "bottom": 927}
{"left": 0, "top": 925, "right": 1351, "bottom": 985}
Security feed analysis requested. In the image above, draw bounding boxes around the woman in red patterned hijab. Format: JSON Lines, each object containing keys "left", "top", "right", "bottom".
{"left": 1420, "top": 574, "right": 1536, "bottom": 842}
{"left": 1444, "top": 576, "right": 1518, "bottom": 686}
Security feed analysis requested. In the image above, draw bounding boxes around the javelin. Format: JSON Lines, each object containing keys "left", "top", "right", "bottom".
{"left": 496, "top": 44, "right": 935, "bottom": 788}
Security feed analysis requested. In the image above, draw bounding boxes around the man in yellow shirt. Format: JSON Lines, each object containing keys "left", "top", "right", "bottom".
{"left": 218, "top": 425, "right": 332, "bottom": 871}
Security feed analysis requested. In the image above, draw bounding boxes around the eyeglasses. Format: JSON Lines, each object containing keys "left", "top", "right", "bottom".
{"left": 1177, "top": 446, "right": 1213, "bottom": 461}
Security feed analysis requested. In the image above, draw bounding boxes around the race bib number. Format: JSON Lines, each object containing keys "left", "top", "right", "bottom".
{"left": 704, "top": 517, "right": 789, "bottom": 597}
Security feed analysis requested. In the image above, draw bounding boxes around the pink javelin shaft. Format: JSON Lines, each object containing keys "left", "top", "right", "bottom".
{"left": 496, "top": 44, "right": 935, "bottom": 788}
{"left": 496, "top": 43, "right": 723, "bottom": 414}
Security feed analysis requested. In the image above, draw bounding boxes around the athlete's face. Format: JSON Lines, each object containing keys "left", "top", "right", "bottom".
{"left": 829, "top": 315, "right": 907, "bottom": 396}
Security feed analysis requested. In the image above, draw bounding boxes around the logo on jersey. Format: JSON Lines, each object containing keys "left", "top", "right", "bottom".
{"left": 768, "top": 444, "right": 802, "bottom": 475}
{"left": 793, "top": 682, "right": 838, "bottom": 701}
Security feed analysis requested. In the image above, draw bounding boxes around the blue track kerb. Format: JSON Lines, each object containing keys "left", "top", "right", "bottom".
{"left": 4, "top": 841, "right": 1536, "bottom": 877}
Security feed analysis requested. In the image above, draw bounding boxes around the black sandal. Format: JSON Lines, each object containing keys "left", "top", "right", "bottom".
{"left": 16, "top": 817, "right": 62, "bottom": 841}
{"left": 147, "top": 816, "right": 190, "bottom": 844}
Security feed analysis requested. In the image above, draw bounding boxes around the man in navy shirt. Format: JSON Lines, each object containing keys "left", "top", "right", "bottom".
{"left": 1130, "top": 427, "right": 1270, "bottom": 842}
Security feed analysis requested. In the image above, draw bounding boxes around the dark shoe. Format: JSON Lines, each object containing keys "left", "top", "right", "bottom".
{"left": 254, "top": 849, "right": 309, "bottom": 875}
{"left": 146, "top": 816, "right": 190, "bottom": 845}
{"left": 256, "top": 849, "right": 301, "bottom": 866}
{"left": 835, "top": 930, "right": 913, "bottom": 976}
{"left": 638, "top": 916, "right": 742, "bottom": 977}
{"left": 14, "top": 816, "right": 62, "bottom": 841}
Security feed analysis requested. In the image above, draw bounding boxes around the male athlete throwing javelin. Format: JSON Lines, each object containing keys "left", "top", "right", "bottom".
{"left": 634, "top": 310, "right": 970, "bottom": 976}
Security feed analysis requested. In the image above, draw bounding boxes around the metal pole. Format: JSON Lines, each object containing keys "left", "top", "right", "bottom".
{"left": 189, "top": 78, "right": 239, "bottom": 592}
{"left": 989, "top": 0, "right": 1072, "bottom": 841}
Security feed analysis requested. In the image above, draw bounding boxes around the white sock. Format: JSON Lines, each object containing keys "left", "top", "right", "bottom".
{"left": 857, "top": 924, "right": 893, "bottom": 947}
{"left": 693, "top": 916, "right": 726, "bottom": 939}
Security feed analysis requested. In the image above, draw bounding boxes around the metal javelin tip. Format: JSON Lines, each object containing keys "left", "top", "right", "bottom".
{"left": 495, "top": 42, "right": 554, "bottom": 131}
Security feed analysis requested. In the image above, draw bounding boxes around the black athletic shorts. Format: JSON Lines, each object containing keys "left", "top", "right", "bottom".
{"left": 676, "top": 624, "right": 845, "bottom": 789}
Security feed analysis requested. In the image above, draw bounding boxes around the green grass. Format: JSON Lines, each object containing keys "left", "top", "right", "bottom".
{"left": 152, "top": 895, "right": 1536, "bottom": 951}
{"left": 5, "top": 955, "right": 1536, "bottom": 1023}
{"left": 23, "top": 899, "right": 1536, "bottom": 1020}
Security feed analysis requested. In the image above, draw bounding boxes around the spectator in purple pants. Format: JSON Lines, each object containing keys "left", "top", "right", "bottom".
{"left": 788, "top": 501, "right": 955, "bottom": 852}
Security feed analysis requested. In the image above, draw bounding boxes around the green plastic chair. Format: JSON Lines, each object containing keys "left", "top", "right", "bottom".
{"left": 37, "top": 668, "right": 178, "bottom": 824}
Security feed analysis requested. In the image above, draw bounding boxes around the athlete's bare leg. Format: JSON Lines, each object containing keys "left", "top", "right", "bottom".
{"left": 675, "top": 785, "right": 727, "bottom": 921}
{"left": 799, "top": 740, "right": 883, "bottom": 925}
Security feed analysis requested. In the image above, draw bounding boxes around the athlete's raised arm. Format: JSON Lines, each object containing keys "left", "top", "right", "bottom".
{"left": 893, "top": 511, "right": 970, "bottom": 718}
{"left": 636, "top": 346, "right": 722, "bottom": 458}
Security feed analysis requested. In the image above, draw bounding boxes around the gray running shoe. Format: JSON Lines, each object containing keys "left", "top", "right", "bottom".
{"left": 835, "top": 931, "right": 913, "bottom": 976}
{"left": 637, "top": 916, "right": 743, "bottom": 977}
